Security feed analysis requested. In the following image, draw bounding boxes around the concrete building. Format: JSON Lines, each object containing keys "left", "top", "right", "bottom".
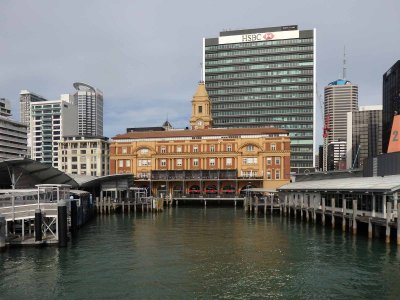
{"left": 110, "top": 82, "right": 291, "bottom": 197}
{"left": 382, "top": 60, "right": 400, "bottom": 153}
{"left": 30, "top": 99, "right": 78, "bottom": 168}
{"left": 73, "top": 82, "right": 103, "bottom": 136}
{"left": 58, "top": 135, "right": 110, "bottom": 176}
{"left": 19, "top": 90, "right": 47, "bottom": 129}
{"left": 203, "top": 25, "right": 316, "bottom": 173}
{"left": 0, "top": 98, "right": 11, "bottom": 117}
{"left": 323, "top": 79, "right": 358, "bottom": 171}
{"left": 346, "top": 105, "right": 382, "bottom": 169}
{"left": 0, "top": 98, "right": 27, "bottom": 160}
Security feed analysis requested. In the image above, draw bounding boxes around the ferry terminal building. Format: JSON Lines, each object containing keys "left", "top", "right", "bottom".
{"left": 109, "top": 82, "right": 291, "bottom": 198}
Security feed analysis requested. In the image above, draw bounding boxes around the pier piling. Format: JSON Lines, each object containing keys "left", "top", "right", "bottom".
{"left": 342, "top": 199, "right": 346, "bottom": 232}
{"left": 386, "top": 202, "right": 392, "bottom": 244}
{"left": 331, "top": 198, "right": 335, "bottom": 229}
{"left": 352, "top": 200, "right": 357, "bottom": 235}
{"left": 368, "top": 218, "right": 373, "bottom": 239}
{"left": 58, "top": 200, "right": 68, "bottom": 247}
{"left": 0, "top": 215, "right": 5, "bottom": 250}
{"left": 35, "top": 209, "right": 42, "bottom": 242}
{"left": 322, "top": 198, "right": 326, "bottom": 226}
{"left": 70, "top": 200, "right": 78, "bottom": 236}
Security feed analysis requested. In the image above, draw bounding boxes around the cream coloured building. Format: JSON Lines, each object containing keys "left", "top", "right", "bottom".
{"left": 58, "top": 135, "right": 109, "bottom": 176}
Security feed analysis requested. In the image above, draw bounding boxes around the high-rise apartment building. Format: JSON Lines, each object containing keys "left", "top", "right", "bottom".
{"left": 323, "top": 79, "right": 358, "bottom": 170}
{"left": 58, "top": 135, "right": 109, "bottom": 176}
{"left": 73, "top": 82, "right": 103, "bottom": 136}
{"left": 346, "top": 105, "right": 382, "bottom": 169}
{"left": 203, "top": 25, "right": 316, "bottom": 173}
{"left": 0, "top": 98, "right": 27, "bottom": 160}
{"left": 382, "top": 60, "right": 400, "bottom": 153}
{"left": 19, "top": 90, "right": 47, "bottom": 128}
{"left": 0, "top": 98, "right": 11, "bottom": 117}
{"left": 30, "top": 99, "right": 78, "bottom": 167}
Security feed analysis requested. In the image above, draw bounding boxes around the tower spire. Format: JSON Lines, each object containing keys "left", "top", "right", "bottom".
{"left": 200, "top": 62, "right": 204, "bottom": 83}
{"left": 342, "top": 46, "right": 347, "bottom": 80}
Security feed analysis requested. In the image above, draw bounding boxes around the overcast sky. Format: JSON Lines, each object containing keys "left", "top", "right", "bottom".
{"left": 0, "top": 0, "right": 399, "bottom": 141}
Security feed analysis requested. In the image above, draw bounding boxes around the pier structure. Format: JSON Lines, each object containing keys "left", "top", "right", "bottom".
{"left": 0, "top": 184, "right": 94, "bottom": 248}
{"left": 278, "top": 174, "right": 400, "bottom": 245}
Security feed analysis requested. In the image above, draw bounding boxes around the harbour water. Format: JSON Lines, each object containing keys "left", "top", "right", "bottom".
{"left": 1, "top": 207, "right": 400, "bottom": 299}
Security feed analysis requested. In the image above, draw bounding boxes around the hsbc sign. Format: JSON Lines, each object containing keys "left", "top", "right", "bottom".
{"left": 218, "top": 30, "right": 299, "bottom": 45}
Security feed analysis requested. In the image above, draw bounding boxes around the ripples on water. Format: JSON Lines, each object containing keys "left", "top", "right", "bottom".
{"left": 1, "top": 207, "right": 400, "bottom": 299}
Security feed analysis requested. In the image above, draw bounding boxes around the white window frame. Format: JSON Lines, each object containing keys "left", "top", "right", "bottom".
{"left": 210, "top": 158, "right": 215, "bottom": 166}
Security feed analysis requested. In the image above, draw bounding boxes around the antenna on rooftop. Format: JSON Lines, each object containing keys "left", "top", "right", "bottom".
{"left": 342, "top": 46, "right": 347, "bottom": 80}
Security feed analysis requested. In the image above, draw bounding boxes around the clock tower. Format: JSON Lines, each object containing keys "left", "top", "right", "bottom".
{"left": 190, "top": 82, "right": 213, "bottom": 130}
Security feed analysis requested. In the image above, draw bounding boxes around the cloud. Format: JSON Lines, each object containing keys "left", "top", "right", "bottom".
{"left": 1, "top": 0, "right": 399, "bottom": 148}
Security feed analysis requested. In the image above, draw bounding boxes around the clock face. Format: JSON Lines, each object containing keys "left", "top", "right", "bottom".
{"left": 197, "top": 119, "right": 204, "bottom": 126}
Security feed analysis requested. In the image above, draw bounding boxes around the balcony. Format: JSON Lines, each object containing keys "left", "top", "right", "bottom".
{"left": 150, "top": 170, "right": 238, "bottom": 181}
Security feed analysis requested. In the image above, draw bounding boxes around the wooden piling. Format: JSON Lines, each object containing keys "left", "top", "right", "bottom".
{"left": 331, "top": 197, "right": 335, "bottom": 229}
{"left": 313, "top": 197, "right": 317, "bottom": 223}
{"left": 122, "top": 201, "right": 125, "bottom": 214}
{"left": 35, "top": 209, "right": 42, "bottom": 242}
{"left": 264, "top": 198, "right": 267, "bottom": 214}
{"left": 283, "top": 195, "right": 287, "bottom": 216}
{"left": 300, "top": 195, "right": 303, "bottom": 220}
{"left": 1, "top": 215, "right": 6, "bottom": 249}
{"left": 342, "top": 198, "right": 346, "bottom": 232}
{"left": 57, "top": 200, "right": 68, "bottom": 247}
{"left": 270, "top": 195, "right": 273, "bottom": 215}
{"left": 352, "top": 200, "right": 357, "bottom": 235}
{"left": 386, "top": 202, "right": 392, "bottom": 244}
{"left": 368, "top": 218, "right": 373, "bottom": 239}
{"left": 96, "top": 197, "right": 99, "bottom": 214}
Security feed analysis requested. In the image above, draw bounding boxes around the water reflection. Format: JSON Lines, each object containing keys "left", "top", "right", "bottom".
{"left": 1, "top": 208, "right": 400, "bottom": 299}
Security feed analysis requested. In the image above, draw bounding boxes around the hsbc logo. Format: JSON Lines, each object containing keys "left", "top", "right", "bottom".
{"left": 241, "top": 32, "right": 275, "bottom": 42}
{"left": 219, "top": 30, "right": 299, "bottom": 45}
{"left": 263, "top": 32, "right": 275, "bottom": 40}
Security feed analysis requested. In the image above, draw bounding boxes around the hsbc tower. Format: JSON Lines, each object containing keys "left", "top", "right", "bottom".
{"left": 203, "top": 25, "right": 316, "bottom": 174}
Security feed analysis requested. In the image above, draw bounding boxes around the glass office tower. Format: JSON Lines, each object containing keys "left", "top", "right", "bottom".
{"left": 203, "top": 25, "right": 316, "bottom": 173}
{"left": 382, "top": 60, "right": 400, "bottom": 153}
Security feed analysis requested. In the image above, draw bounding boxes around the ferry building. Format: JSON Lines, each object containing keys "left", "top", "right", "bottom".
{"left": 110, "top": 82, "right": 290, "bottom": 197}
